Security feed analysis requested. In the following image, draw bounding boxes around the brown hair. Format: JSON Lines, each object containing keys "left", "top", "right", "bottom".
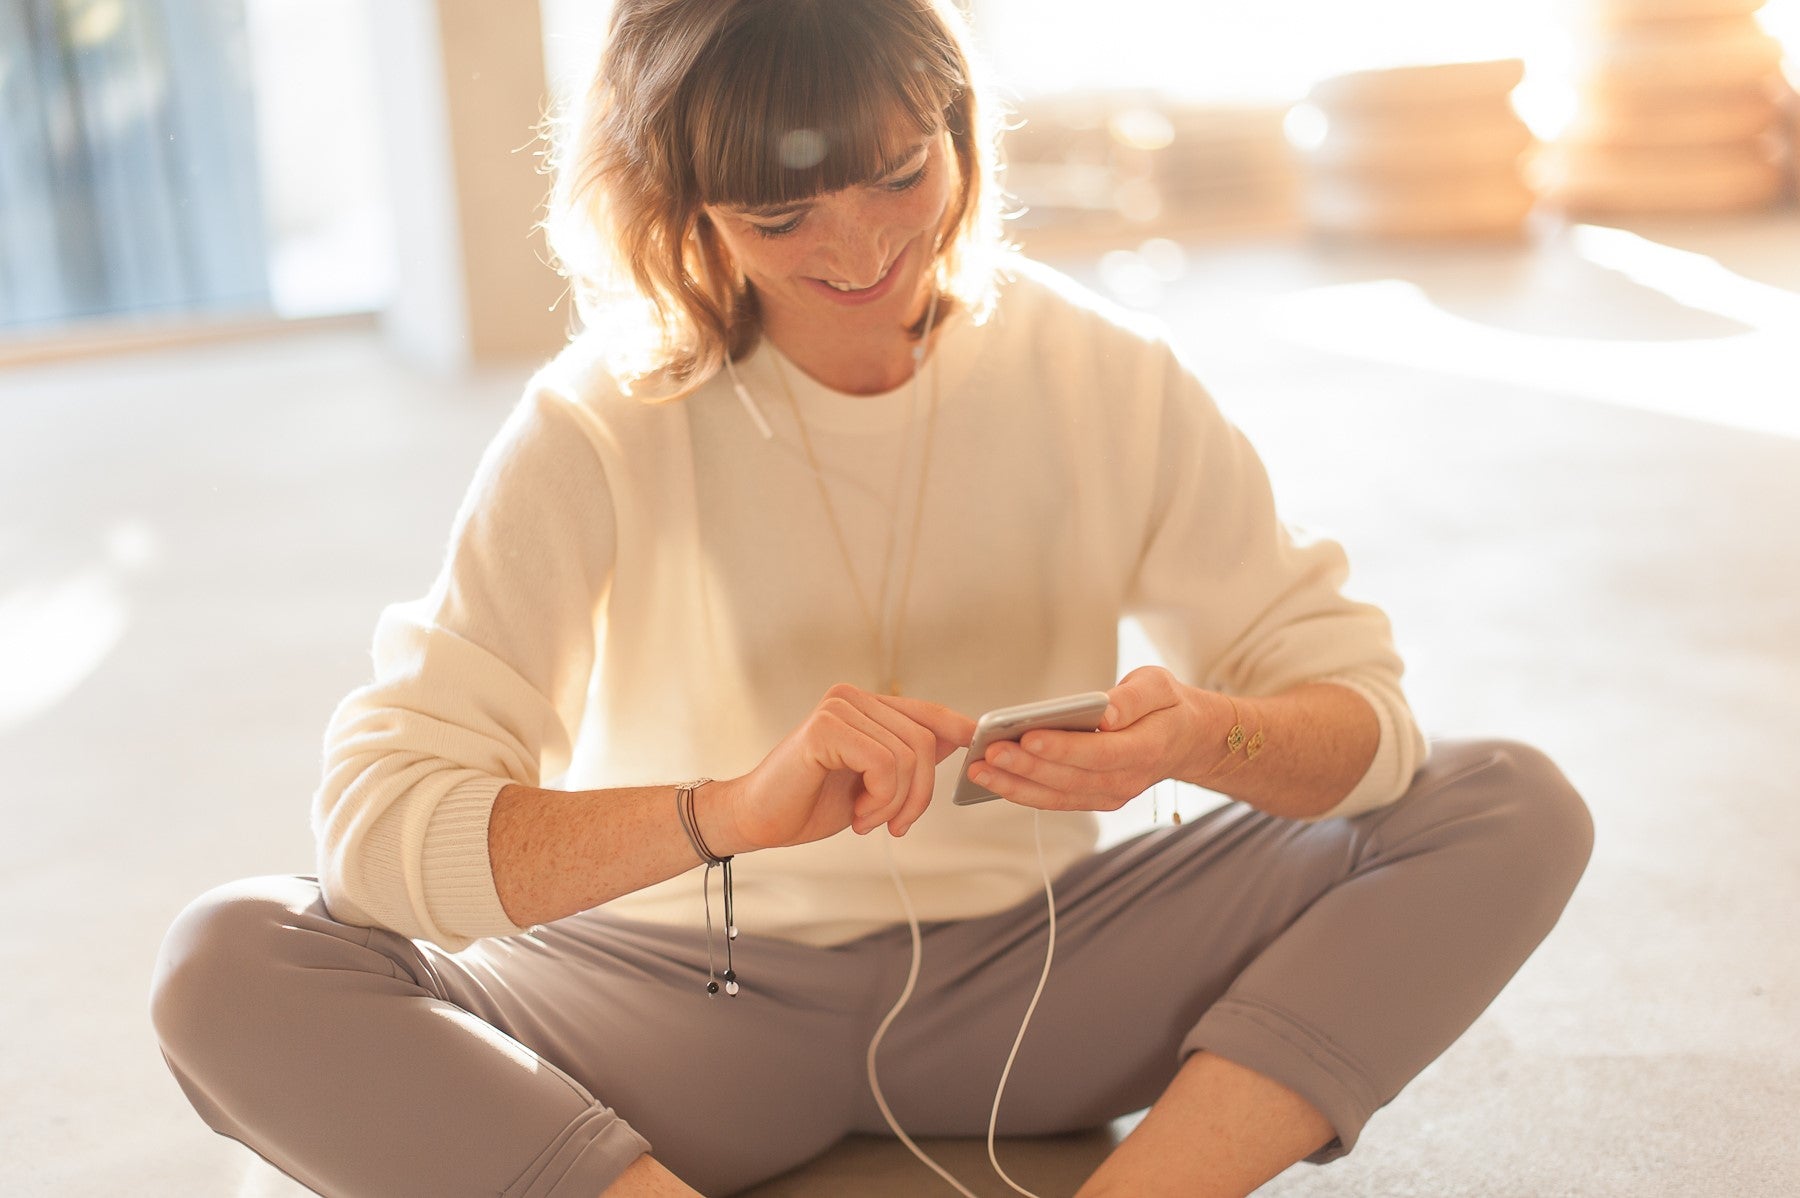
{"left": 541, "top": 0, "right": 1009, "bottom": 398}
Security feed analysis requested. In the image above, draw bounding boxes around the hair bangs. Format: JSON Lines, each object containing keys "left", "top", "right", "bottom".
{"left": 687, "top": 0, "right": 963, "bottom": 210}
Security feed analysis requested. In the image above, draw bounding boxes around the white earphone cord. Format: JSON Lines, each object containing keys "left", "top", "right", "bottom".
{"left": 869, "top": 812, "right": 1057, "bottom": 1198}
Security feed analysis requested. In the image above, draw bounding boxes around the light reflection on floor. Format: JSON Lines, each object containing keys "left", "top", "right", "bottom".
{"left": 0, "top": 568, "right": 127, "bottom": 731}
{"left": 0, "top": 519, "right": 154, "bottom": 733}
{"left": 1263, "top": 225, "right": 1800, "bottom": 441}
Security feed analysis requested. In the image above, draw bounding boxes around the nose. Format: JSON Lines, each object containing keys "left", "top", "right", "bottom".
{"left": 817, "top": 205, "right": 890, "bottom": 289}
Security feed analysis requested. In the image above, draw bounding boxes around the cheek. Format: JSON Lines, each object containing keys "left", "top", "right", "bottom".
{"left": 915, "top": 179, "right": 954, "bottom": 229}
{"left": 916, "top": 154, "right": 962, "bottom": 236}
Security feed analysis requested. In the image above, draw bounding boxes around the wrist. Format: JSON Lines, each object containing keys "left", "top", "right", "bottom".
{"left": 693, "top": 776, "right": 755, "bottom": 858}
{"left": 1176, "top": 685, "right": 1242, "bottom": 787}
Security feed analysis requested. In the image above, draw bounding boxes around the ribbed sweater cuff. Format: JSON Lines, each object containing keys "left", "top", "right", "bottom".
{"left": 422, "top": 775, "right": 529, "bottom": 942}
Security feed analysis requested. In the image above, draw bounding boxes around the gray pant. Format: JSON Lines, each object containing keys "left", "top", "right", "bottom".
{"left": 150, "top": 739, "right": 1592, "bottom": 1198}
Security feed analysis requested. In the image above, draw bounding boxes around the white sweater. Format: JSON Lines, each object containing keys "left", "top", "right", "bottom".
{"left": 313, "top": 258, "right": 1426, "bottom": 952}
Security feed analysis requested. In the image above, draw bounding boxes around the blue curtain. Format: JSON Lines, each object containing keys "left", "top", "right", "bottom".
{"left": 0, "top": 0, "right": 269, "bottom": 330}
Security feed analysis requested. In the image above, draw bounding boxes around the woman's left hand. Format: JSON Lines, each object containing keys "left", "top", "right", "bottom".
{"left": 966, "top": 665, "right": 1207, "bottom": 812}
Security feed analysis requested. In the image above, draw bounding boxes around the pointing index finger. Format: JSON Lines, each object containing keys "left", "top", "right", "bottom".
{"left": 878, "top": 693, "right": 977, "bottom": 755}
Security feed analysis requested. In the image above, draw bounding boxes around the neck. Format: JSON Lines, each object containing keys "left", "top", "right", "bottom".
{"left": 762, "top": 321, "right": 916, "bottom": 395}
{"left": 758, "top": 292, "right": 941, "bottom": 396}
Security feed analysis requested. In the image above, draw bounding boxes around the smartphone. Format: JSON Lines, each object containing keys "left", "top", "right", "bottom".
{"left": 951, "top": 691, "right": 1112, "bottom": 806}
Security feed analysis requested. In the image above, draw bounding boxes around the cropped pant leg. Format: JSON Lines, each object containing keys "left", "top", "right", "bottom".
{"left": 859, "top": 738, "right": 1594, "bottom": 1162}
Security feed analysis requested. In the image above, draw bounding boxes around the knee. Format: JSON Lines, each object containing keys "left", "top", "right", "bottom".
{"left": 149, "top": 875, "right": 320, "bottom": 1069}
{"left": 1489, "top": 739, "right": 1592, "bottom": 883}
{"left": 1429, "top": 739, "right": 1595, "bottom": 906}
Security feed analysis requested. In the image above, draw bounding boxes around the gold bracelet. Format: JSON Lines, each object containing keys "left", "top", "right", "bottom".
{"left": 1212, "top": 729, "right": 1267, "bottom": 781}
{"left": 1203, "top": 695, "right": 1265, "bottom": 782}
{"left": 1203, "top": 694, "right": 1248, "bottom": 777}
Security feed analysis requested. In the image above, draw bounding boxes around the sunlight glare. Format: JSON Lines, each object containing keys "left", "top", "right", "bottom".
{"left": 1760, "top": 0, "right": 1800, "bottom": 60}
{"left": 0, "top": 568, "right": 130, "bottom": 733}
{"left": 1571, "top": 226, "right": 1800, "bottom": 331}
{"left": 1265, "top": 230, "right": 1800, "bottom": 440}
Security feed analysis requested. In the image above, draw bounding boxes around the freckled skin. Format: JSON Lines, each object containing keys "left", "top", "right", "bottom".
{"left": 703, "top": 131, "right": 958, "bottom": 395}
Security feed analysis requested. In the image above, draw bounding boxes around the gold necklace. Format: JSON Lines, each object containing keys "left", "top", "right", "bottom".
{"left": 768, "top": 327, "right": 942, "bottom": 697}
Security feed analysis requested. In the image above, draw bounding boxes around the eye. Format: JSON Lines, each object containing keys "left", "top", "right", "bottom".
{"left": 885, "top": 162, "right": 929, "bottom": 193}
{"left": 751, "top": 214, "right": 804, "bottom": 239}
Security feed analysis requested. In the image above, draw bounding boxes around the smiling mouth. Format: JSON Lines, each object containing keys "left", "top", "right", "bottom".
{"left": 817, "top": 250, "right": 901, "bottom": 293}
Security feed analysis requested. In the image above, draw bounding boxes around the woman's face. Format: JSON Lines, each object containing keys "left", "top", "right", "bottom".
{"left": 702, "top": 128, "right": 958, "bottom": 341}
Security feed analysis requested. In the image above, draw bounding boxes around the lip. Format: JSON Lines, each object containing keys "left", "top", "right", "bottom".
{"left": 802, "top": 242, "right": 911, "bottom": 307}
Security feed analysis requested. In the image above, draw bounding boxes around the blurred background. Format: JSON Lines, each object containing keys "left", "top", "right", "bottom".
{"left": 2, "top": 1, "right": 1797, "bottom": 1195}
{"left": 5, "top": 0, "right": 1799, "bottom": 351}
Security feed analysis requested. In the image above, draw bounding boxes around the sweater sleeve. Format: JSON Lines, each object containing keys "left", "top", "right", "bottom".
{"left": 310, "top": 384, "right": 616, "bottom": 949}
{"left": 1123, "top": 344, "right": 1425, "bottom": 819}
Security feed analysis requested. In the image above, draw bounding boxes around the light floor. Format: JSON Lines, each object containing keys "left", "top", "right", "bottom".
{"left": 2, "top": 213, "right": 1797, "bottom": 1196}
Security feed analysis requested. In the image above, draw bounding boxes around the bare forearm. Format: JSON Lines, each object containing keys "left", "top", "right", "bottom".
{"left": 487, "top": 777, "right": 750, "bottom": 928}
{"left": 488, "top": 688, "right": 977, "bottom": 928}
{"left": 1175, "top": 681, "right": 1379, "bottom": 819}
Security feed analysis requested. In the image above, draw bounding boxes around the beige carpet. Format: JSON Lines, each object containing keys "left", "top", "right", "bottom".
{"left": 2, "top": 215, "right": 1796, "bottom": 1196}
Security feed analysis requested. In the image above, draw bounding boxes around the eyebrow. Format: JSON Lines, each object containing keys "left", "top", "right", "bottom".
{"left": 726, "top": 137, "right": 933, "bottom": 218}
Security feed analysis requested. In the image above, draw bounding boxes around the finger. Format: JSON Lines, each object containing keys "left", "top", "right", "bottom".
{"left": 857, "top": 695, "right": 941, "bottom": 836}
{"left": 887, "top": 753, "right": 936, "bottom": 837}
{"left": 1010, "top": 697, "right": 1167, "bottom": 770}
{"left": 979, "top": 710, "right": 1180, "bottom": 810}
{"left": 1012, "top": 724, "right": 1125, "bottom": 771}
{"left": 814, "top": 693, "right": 907, "bottom": 818}
{"left": 1103, "top": 664, "right": 1184, "bottom": 732}
{"left": 821, "top": 695, "right": 918, "bottom": 832}
{"left": 967, "top": 756, "right": 1094, "bottom": 812}
{"left": 889, "top": 723, "right": 937, "bottom": 838}
{"left": 879, "top": 693, "right": 978, "bottom": 755}
{"left": 982, "top": 737, "right": 1106, "bottom": 796}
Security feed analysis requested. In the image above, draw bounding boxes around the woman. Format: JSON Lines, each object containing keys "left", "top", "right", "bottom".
{"left": 151, "top": 2, "right": 1594, "bottom": 1195}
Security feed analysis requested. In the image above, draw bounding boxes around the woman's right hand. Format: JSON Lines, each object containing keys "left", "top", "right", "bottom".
{"left": 720, "top": 684, "right": 976, "bottom": 852}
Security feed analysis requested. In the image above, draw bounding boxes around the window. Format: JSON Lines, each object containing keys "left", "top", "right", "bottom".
{"left": 1, "top": 0, "right": 393, "bottom": 337}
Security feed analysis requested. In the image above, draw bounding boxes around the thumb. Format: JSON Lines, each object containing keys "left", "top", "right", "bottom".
{"left": 1106, "top": 665, "right": 1176, "bottom": 730}
{"left": 1097, "top": 694, "right": 1127, "bottom": 731}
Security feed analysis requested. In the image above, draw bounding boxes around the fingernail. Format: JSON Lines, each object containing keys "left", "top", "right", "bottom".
{"left": 1103, "top": 705, "right": 1119, "bottom": 727}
